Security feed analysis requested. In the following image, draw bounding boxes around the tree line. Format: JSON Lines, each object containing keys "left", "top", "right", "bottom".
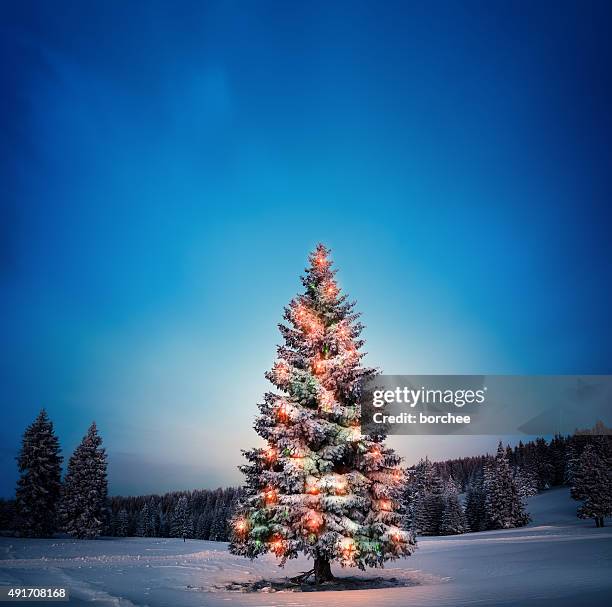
{"left": 0, "top": 409, "right": 240, "bottom": 541}
{"left": 405, "top": 426, "right": 611, "bottom": 535}
{"left": 1, "top": 411, "right": 609, "bottom": 539}
{"left": 106, "top": 487, "right": 239, "bottom": 540}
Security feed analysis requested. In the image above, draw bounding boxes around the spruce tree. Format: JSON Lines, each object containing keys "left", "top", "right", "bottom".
{"left": 483, "top": 443, "right": 530, "bottom": 530}
{"left": 171, "top": 495, "right": 191, "bottom": 539}
{"left": 117, "top": 509, "right": 129, "bottom": 537}
{"left": 230, "top": 245, "right": 415, "bottom": 583}
{"left": 58, "top": 422, "right": 108, "bottom": 539}
{"left": 464, "top": 472, "right": 487, "bottom": 532}
{"left": 439, "top": 478, "right": 466, "bottom": 535}
{"left": 514, "top": 466, "right": 539, "bottom": 500}
{"left": 574, "top": 443, "right": 612, "bottom": 527}
{"left": 406, "top": 458, "right": 447, "bottom": 535}
{"left": 15, "top": 409, "right": 63, "bottom": 537}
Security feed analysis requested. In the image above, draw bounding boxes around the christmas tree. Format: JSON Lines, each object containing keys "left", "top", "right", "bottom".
{"left": 230, "top": 245, "right": 415, "bottom": 583}
{"left": 15, "top": 409, "right": 63, "bottom": 537}
{"left": 59, "top": 422, "right": 108, "bottom": 539}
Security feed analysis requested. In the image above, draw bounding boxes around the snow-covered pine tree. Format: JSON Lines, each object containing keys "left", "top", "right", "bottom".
{"left": 230, "top": 245, "right": 415, "bottom": 583}
{"left": 483, "top": 443, "right": 530, "bottom": 530}
{"left": 137, "top": 502, "right": 151, "bottom": 537}
{"left": 171, "top": 495, "right": 191, "bottom": 539}
{"left": 58, "top": 422, "right": 108, "bottom": 539}
{"left": 464, "top": 472, "right": 487, "bottom": 532}
{"left": 15, "top": 409, "right": 63, "bottom": 537}
{"left": 574, "top": 443, "right": 612, "bottom": 527}
{"left": 514, "top": 466, "right": 539, "bottom": 500}
{"left": 117, "top": 509, "right": 129, "bottom": 537}
{"left": 421, "top": 474, "right": 445, "bottom": 535}
{"left": 406, "top": 458, "right": 446, "bottom": 535}
{"left": 439, "top": 478, "right": 466, "bottom": 535}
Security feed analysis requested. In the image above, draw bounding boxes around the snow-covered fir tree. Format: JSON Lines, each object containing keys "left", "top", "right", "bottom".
{"left": 406, "top": 457, "right": 444, "bottom": 535}
{"left": 464, "top": 472, "right": 487, "bottom": 532}
{"left": 137, "top": 502, "right": 151, "bottom": 537}
{"left": 15, "top": 409, "right": 63, "bottom": 537}
{"left": 171, "top": 495, "right": 192, "bottom": 539}
{"left": 439, "top": 478, "right": 467, "bottom": 535}
{"left": 514, "top": 466, "right": 539, "bottom": 500}
{"left": 573, "top": 443, "right": 611, "bottom": 528}
{"left": 116, "top": 509, "right": 129, "bottom": 537}
{"left": 230, "top": 245, "right": 415, "bottom": 583}
{"left": 483, "top": 443, "right": 530, "bottom": 530}
{"left": 58, "top": 422, "right": 108, "bottom": 539}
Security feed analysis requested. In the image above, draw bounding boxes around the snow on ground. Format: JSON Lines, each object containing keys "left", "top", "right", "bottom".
{"left": 1, "top": 488, "right": 611, "bottom": 606}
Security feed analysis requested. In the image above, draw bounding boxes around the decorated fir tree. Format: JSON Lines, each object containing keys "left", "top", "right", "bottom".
{"left": 230, "top": 245, "right": 415, "bottom": 582}
{"left": 59, "top": 422, "right": 108, "bottom": 539}
{"left": 15, "top": 409, "right": 63, "bottom": 537}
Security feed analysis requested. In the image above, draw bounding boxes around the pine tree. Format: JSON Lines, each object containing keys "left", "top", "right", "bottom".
{"left": 58, "top": 422, "right": 108, "bottom": 539}
{"left": 439, "top": 478, "right": 466, "bottom": 535}
{"left": 15, "top": 409, "right": 63, "bottom": 537}
{"left": 483, "top": 443, "right": 530, "bottom": 530}
{"left": 464, "top": 472, "right": 487, "bottom": 532}
{"left": 137, "top": 503, "right": 151, "bottom": 537}
{"left": 421, "top": 474, "right": 445, "bottom": 535}
{"left": 171, "top": 495, "right": 191, "bottom": 539}
{"left": 230, "top": 245, "right": 415, "bottom": 583}
{"left": 573, "top": 443, "right": 612, "bottom": 527}
{"left": 116, "top": 509, "right": 129, "bottom": 537}
{"left": 406, "top": 458, "right": 446, "bottom": 535}
{"left": 514, "top": 466, "right": 539, "bottom": 500}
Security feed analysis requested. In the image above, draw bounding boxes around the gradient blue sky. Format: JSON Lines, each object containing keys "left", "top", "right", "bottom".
{"left": 1, "top": 1, "right": 611, "bottom": 497}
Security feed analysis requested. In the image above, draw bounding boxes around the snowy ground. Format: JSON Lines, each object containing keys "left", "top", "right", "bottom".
{"left": 1, "top": 488, "right": 611, "bottom": 606}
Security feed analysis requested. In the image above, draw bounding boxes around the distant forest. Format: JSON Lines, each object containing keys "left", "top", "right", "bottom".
{"left": 1, "top": 424, "right": 609, "bottom": 540}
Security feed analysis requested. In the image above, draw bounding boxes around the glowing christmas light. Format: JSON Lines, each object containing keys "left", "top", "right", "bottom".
{"left": 269, "top": 535, "right": 284, "bottom": 555}
{"left": 312, "top": 358, "right": 325, "bottom": 375}
{"left": 340, "top": 537, "right": 356, "bottom": 558}
{"left": 305, "top": 477, "right": 320, "bottom": 495}
{"left": 277, "top": 403, "right": 289, "bottom": 422}
{"left": 264, "top": 447, "right": 277, "bottom": 462}
{"left": 305, "top": 510, "right": 323, "bottom": 532}
{"left": 234, "top": 518, "right": 248, "bottom": 534}
{"left": 380, "top": 499, "right": 392, "bottom": 511}
{"left": 325, "top": 282, "right": 338, "bottom": 297}
{"left": 264, "top": 487, "right": 277, "bottom": 504}
{"left": 332, "top": 475, "right": 347, "bottom": 495}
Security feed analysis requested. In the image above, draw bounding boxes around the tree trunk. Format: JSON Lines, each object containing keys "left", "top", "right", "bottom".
{"left": 314, "top": 557, "right": 334, "bottom": 583}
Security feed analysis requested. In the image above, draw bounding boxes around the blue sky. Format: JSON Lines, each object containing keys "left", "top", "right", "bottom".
{"left": 1, "top": 1, "right": 611, "bottom": 496}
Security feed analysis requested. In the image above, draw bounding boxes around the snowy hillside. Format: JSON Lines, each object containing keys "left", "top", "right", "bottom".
{"left": 0, "top": 488, "right": 610, "bottom": 606}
